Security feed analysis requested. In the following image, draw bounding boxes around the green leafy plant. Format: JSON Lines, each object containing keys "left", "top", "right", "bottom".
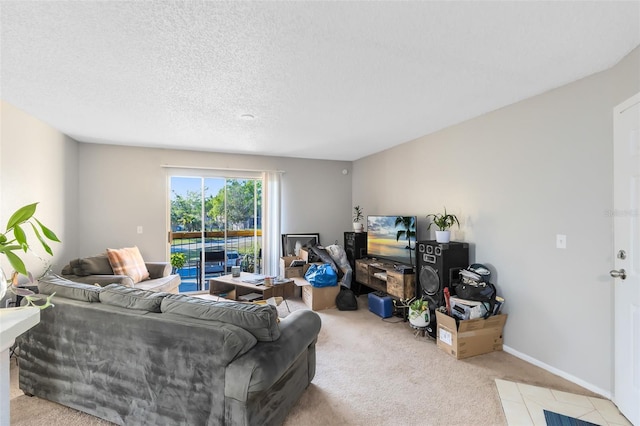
{"left": 426, "top": 207, "right": 460, "bottom": 231}
{"left": 170, "top": 252, "right": 187, "bottom": 271}
{"left": 409, "top": 298, "right": 428, "bottom": 313}
{"left": 1, "top": 202, "right": 60, "bottom": 309}
{"left": 353, "top": 205, "right": 363, "bottom": 223}
{"left": 1, "top": 203, "right": 60, "bottom": 276}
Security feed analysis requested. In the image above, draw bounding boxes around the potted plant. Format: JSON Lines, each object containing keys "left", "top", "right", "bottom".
{"left": 0, "top": 202, "right": 59, "bottom": 308}
{"left": 408, "top": 298, "right": 430, "bottom": 328}
{"left": 426, "top": 207, "right": 460, "bottom": 243}
{"left": 352, "top": 205, "right": 364, "bottom": 233}
{"left": 170, "top": 252, "right": 187, "bottom": 274}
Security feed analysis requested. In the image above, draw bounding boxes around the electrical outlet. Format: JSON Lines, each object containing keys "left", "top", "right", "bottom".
{"left": 556, "top": 234, "right": 566, "bottom": 249}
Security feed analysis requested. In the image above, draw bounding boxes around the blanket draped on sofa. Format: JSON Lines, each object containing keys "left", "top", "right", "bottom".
{"left": 17, "top": 275, "right": 321, "bottom": 426}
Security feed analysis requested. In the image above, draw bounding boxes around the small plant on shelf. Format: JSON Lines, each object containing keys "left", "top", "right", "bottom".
{"left": 426, "top": 207, "right": 460, "bottom": 243}
{"left": 352, "top": 205, "right": 364, "bottom": 232}
{"left": 353, "top": 205, "right": 363, "bottom": 222}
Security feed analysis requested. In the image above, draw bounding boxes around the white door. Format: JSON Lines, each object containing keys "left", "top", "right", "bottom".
{"left": 612, "top": 92, "right": 640, "bottom": 426}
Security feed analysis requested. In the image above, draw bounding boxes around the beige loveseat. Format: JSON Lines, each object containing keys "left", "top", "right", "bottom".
{"left": 60, "top": 253, "right": 180, "bottom": 293}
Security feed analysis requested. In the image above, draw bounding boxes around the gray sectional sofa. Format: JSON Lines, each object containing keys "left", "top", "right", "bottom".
{"left": 17, "top": 274, "right": 322, "bottom": 426}
{"left": 60, "top": 253, "right": 180, "bottom": 293}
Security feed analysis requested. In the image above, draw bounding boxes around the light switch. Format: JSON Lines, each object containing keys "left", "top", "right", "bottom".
{"left": 137, "top": 226, "right": 143, "bottom": 234}
{"left": 556, "top": 234, "right": 566, "bottom": 249}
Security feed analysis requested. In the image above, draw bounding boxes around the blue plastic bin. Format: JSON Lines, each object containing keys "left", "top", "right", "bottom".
{"left": 368, "top": 292, "right": 393, "bottom": 318}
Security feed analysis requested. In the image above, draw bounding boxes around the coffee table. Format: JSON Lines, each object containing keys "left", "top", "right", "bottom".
{"left": 209, "top": 272, "right": 295, "bottom": 310}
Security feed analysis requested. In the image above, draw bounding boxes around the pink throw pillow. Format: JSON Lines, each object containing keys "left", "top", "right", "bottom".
{"left": 106, "top": 246, "right": 150, "bottom": 284}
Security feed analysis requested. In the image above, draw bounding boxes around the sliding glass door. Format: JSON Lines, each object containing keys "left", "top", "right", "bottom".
{"left": 169, "top": 175, "right": 262, "bottom": 293}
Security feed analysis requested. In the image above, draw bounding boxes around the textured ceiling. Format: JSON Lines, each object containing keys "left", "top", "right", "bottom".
{"left": 1, "top": 1, "right": 639, "bottom": 161}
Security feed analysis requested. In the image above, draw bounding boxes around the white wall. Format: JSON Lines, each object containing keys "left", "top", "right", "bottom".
{"left": 0, "top": 101, "right": 79, "bottom": 278}
{"left": 353, "top": 46, "right": 640, "bottom": 395}
{"left": 76, "top": 144, "right": 352, "bottom": 261}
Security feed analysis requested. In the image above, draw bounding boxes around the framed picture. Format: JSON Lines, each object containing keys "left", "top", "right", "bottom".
{"left": 282, "top": 233, "right": 320, "bottom": 256}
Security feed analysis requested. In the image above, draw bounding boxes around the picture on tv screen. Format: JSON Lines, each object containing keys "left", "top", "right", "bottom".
{"left": 366, "top": 215, "right": 417, "bottom": 266}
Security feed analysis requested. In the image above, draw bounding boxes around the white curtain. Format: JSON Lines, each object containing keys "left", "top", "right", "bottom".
{"left": 261, "top": 171, "right": 281, "bottom": 276}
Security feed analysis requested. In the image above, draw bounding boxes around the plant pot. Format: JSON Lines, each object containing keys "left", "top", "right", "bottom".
{"left": 408, "top": 307, "right": 430, "bottom": 328}
{"left": 435, "top": 230, "right": 451, "bottom": 243}
{"left": 352, "top": 222, "right": 364, "bottom": 233}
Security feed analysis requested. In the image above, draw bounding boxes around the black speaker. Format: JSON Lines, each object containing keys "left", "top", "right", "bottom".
{"left": 415, "top": 240, "right": 469, "bottom": 336}
{"left": 344, "top": 232, "right": 367, "bottom": 268}
{"left": 344, "top": 231, "right": 368, "bottom": 294}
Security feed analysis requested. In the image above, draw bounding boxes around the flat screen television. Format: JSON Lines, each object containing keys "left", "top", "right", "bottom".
{"left": 366, "top": 215, "right": 417, "bottom": 267}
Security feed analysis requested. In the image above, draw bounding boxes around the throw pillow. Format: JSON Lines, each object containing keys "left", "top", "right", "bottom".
{"left": 106, "top": 246, "right": 150, "bottom": 284}
{"left": 79, "top": 254, "right": 114, "bottom": 275}
{"left": 67, "top": 254, "right": 114, "bottom": 276}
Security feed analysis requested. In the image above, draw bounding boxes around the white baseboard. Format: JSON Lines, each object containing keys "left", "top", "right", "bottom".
{"left": 503, "top": 345, "right": 611, "bottom": 400}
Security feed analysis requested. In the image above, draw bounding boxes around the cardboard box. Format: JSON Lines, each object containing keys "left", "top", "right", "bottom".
{"left": 279, "top": 256, "right": 307, "bottom": 278}
{"left": 436, "top": 310, "right": 507, "bottom": 359}
{"left": 294, "top": 278, "right": 339, "bottom": 311}
{"left": 301, "top": 284, "right": 339, "bottom": 311}
{"left": 299, "top": 248, "right": 310, "bottom": 262}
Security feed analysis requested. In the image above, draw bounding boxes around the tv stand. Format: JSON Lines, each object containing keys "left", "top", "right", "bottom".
{"left": 355, "top": 258, "right": 415, "bottom": 300}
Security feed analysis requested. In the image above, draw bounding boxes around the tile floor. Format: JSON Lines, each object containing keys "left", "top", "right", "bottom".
{"left": 495, "top": 379, "right": 632, "bottom": 426}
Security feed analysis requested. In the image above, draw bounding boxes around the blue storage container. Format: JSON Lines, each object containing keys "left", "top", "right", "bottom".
{"left": 368, "top": 292, "right": 393, "bottom": 318}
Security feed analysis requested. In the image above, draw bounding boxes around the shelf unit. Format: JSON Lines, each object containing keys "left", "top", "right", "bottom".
{"left": 355, "top": 258, "right": 415, "bottom": 299}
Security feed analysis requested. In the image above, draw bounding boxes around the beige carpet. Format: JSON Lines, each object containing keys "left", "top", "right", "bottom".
{"left": 9, "top": 295, "right": 600, "bottom": 425}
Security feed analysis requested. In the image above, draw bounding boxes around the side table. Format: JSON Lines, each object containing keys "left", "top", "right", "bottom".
{"left": 209, "top": 273, "right": 295, "bottom": 311}
{"left": 1, "top": 307, "right": 40, "bottom": 426}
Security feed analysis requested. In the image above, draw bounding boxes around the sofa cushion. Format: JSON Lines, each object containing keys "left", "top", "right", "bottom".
{"left": 99, "top": 284, "right": 168, "bottom": 312}
{"left": 59, "top": 274, "right": 135, "bottom": 288}
{"left": 67, "top": 254, "right": 114, "bottom": 276}
{"left": 161, "top": 295, "right": 281, "bottom": 342}
{"left": 106, "top": 246, "right": 150, "bottom": 284}
{"left": 38, "top": 274, "right": 102, "bottom": 302}
{"left": 132, "top": 274, "right": 180, "bottom": 293}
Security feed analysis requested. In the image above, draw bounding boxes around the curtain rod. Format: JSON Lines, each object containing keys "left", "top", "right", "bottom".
{"left": 161, "top": 164, "right": 285, "bottom": 173}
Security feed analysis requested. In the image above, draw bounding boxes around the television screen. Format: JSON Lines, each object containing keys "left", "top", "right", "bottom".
{"left": 366, "top": 215, "right": 417, "bottom": 267}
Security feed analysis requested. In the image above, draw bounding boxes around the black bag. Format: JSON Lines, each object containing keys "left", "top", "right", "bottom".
{"left": 336, "top": 287, "right": 358, "bottom": 311}
{"left": 453, "top": 281, "right": 497, "bottom": 316}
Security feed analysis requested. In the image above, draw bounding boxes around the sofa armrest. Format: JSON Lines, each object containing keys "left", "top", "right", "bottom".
{"left": 224, "top": 309, "right": 321, "bottom": 402}
{"left": 145, "top": 262, "right": 171, "bottom": 279}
